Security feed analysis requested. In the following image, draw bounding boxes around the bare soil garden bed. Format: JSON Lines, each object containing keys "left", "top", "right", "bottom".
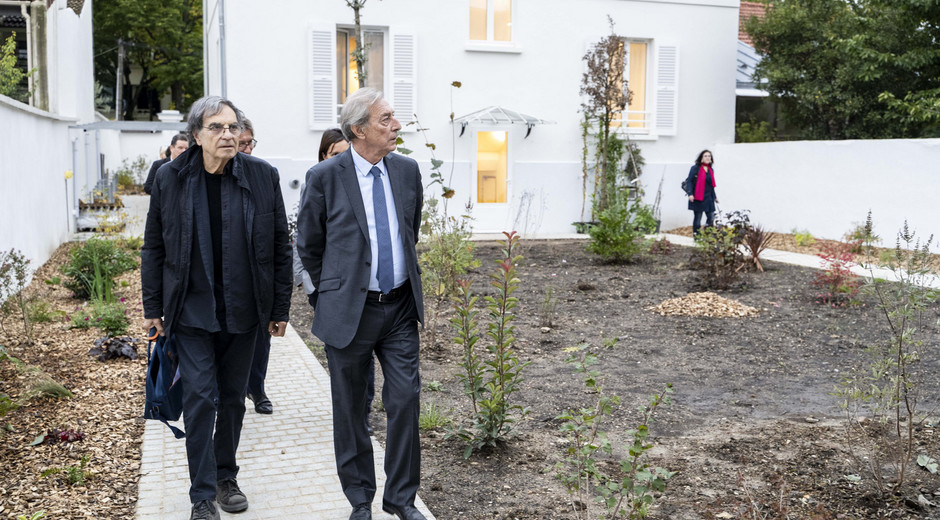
{"left": 292, "top": 237, "right": 940, "bottom": 519}
{"left": 1, "top": 235, "right": 939, "bottom": 519}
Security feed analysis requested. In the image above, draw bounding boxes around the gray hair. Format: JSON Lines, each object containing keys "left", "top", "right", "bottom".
{"left": 242, "top": 118, "right": 254, "bottom": 136}
{"left": 340, "top": 88, "right": 384, "bottom": 141}
{"left": 186, "top": 95, "right": 246, "bottom": 138}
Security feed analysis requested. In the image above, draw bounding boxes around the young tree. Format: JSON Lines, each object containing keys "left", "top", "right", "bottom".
{"left": 746, "top": 0, "right": 940, "bottom": 139}
{"left": 345, "top": 0, "right": 383, "bottom": 89}
{"left": 93, "top": 0, "right": 203, "bottom": 120}
{"left": 581, "top": 18, "right": 629, "bottom": 215}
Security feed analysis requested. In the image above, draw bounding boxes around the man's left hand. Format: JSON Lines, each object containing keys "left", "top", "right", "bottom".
{"left": 268, "top": 321, "right": 288, "bottom": 337}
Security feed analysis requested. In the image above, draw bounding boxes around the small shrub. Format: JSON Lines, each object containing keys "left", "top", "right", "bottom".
{"left": 813, "top": 241, "right": 860, "bottom": 306}
{"left": 555, "top": 343, "right": 674, "bottom": 519}
{"left": 425, "top": 380, "right": 444, "bottom": 392}
{"left": 112, "top": 155, "right": 148, "bottom": 191}
{"left": 792, "top": 228, "right": 816, "bottom": 247}
{"left": 420, "top": 198, "right": 480, "bottom": 300}
{"left": 743, "top": 224, "right": 775, "bottom": 272}
{"left": 690, "top": 226, "right": 745, "bottom": 290}
{"left": 449, "top": 231, "right": 530, "bottom": 458}
{"left": 735, "top": 120, "right": 773, "bottom": 143}
{"left": 61, "top": 238, "right": 137, "bottom": 301}
{"left": 91, "top": 300, "right": 130, "bottom": 336}
{"left": 0, "top": 249, "right": 32, "bottom": 338}
{"left": 586, "top": 194, "right": 654, "bottom": 263}
{"left": 539, "top": 285, "right": 558, "bottom": 328}
{"left": 834, "top": 215, "right": 939, "bottom": 496}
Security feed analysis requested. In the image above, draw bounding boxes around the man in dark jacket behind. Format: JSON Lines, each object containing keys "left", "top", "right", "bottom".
{"left": 141, "top": 95, "right": 292, "bottom": 520}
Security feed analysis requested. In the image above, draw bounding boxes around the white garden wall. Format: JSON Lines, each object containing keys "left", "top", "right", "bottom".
{"left": 0, "top": 96, "right": 76, "bottom": 268}
{"left": 707, "top": 139, "right": 940, "bottom": 247}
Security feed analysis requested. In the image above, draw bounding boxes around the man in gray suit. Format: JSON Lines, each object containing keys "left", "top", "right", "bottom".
{"left": 296, "top": 88, "right": 426, "bottom": 520}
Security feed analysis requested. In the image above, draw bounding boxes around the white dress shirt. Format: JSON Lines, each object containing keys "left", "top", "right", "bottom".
{"left": 350, "top": 145, "right": 407, "bottom": 292}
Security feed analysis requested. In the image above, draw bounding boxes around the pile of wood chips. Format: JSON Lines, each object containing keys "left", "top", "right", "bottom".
{"left": 649, "top": 292, "right": 759, "bottom": 318}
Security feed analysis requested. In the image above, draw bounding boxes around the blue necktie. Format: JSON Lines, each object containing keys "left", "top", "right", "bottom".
{"left": 370, "top": 166, "right": 395, "bottom": 294}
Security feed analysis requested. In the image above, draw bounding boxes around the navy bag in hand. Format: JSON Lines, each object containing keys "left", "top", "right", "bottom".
{"left": 144, "top": 327, "right": 185, "bottom": 438}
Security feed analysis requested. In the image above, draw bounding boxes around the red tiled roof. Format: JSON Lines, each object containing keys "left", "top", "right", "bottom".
{"left": 739, "top": 1, "right": 766, "bottom": 46}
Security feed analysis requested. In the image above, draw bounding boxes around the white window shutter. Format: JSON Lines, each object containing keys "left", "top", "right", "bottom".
{"left": 390, "top": 29, "right": 417, "bottom": 127}
{"left": 308, "top": 23, "right": 336, "bottom": 130}
{"left": 654, "top": 43, "right": 679, "bottom": 136}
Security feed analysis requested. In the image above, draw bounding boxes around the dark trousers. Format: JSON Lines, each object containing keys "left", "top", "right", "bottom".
{"left": 325, "top": 293, "right": 421, "bottom": 508}
{"left": 247, "top": 329, "right": 271, "bottom": 397}
{"left": 692, "top": 209, "right": 714, "bottom": 236}
{"left": 175, "top": 324, "right": 257, "bottom": 503}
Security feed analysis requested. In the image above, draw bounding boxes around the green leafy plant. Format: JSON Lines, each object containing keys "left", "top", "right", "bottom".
{"left": 834, "top": 214, "right": 939, "bottom": 496}
{"left": 0, "top": 248, "right": 33, "bottom": 338}
{"left": 61, "top": 238, "right": 137, "bottom": 301}
{"left": 555, "top": 343, "right": 674, "bottom": 519}
{"left": 449, "top": 231, "right": 530, "bottom": 458}
{"left": 451, "top": 279, "right": 485, "bottom": 417}
{"left": 425, "top": 380, "right": 444, "bottom": 392}
{"left": 27, "top": 300, "right": 65, "bottom": 324}
{"left": 734, "top": 120, "right": 773, "bottom": 143}
{"left": 15, "top": 511, "right": 46, "bottom": 520}
{"left": 119, "top": 235, "right": 145, "bottom": 251}
{"left": 112, "top": 155, "right": 148, "bottom": 191}
{"left": 91, "top": 300, "right": 130, "bottom": 336}
{"left": 690, "top": 212, "right": 750, "bottom": 290}
{"left": 44, "top": 276, "right": 60, "bottom": 285}
{"left": 586, "top": 193, "right": 656, "bottom": 264}
{"left": 792, "top": 228, "right": 816, "bottom": 247}
{"left": 0, "top": 32, "right": 35, "bottom": 103}
{"left": 419, "top": 401, "right": 452, "bottom": 431}
{"left": 41, "top": 454, "right": 92, "bottom": 485}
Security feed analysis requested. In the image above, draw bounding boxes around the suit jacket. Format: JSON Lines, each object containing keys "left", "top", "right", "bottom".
{"left": 296, "top": 148, "right": 424, "bottom": 349}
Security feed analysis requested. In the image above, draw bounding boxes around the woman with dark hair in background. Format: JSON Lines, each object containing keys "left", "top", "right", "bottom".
{"left": 143, "top": 133, "right": 189, "bottom": 194}
{"left": 318, "top": 127, "right": 349, "bottom": 161}
{"left": 684, "top": 149, "right": 719, "bottom": 236}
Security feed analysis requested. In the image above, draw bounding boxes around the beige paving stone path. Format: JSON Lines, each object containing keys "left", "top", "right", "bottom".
{"left": 135, "top": 325, "right": 435, "bottom": 520}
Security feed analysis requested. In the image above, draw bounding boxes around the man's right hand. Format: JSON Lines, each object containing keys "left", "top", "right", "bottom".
{"left": 143, "top": 318, "right": 165, "bottom": 337}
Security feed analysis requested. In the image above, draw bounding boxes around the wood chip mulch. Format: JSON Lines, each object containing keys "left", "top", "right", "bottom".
{"left": 648, "top": 291, "right": 759, "bottom": 318}
{"left": 0, "top": 242, "right": 147, "bottom": 520}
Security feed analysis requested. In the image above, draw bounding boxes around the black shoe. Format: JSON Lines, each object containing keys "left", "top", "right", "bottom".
{"left": 365, "top": 413, "right": 374, "bottom": 436}
{"left": 382, "top": 503, "right": 427, "bottom": 520}
{"left": 190, "top": 500, "right": 220, "bottom": 520}
{"left": 248, "top": 393, "right": 273, "bottom": 414}
{"left": 349, "top": 503, "right": 372, "bottom": 520}
{"left": 216, "top": 478, "right": 248, "bottom": 513}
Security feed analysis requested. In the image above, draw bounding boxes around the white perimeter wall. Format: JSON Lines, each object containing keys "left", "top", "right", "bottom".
{"left": 0, "top": 97, "right": 76, "bottom": 268}
{"left": 701, "top": 139, "right": 940, "bottom": 247}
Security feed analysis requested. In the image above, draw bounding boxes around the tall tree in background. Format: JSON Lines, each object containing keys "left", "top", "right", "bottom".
{"left": 94, "top": 0, "right": 202, "bottom": 120}
{"left": 746, "top": 0, "right": 940, "bottom": 139}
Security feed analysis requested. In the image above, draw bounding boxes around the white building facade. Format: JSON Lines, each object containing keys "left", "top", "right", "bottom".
{"left": 204, "top": 0, "right": 740, "bottom": 234}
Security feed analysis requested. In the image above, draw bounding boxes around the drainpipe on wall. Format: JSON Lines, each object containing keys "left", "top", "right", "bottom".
{"left": 71, "top": 136, "right": 79, "bottom": 232}
{"left": 218, "top": 0, "right": 227, "bottom": 97}
{"left": 28, "top": 0, "right": 47, "bottom": 110}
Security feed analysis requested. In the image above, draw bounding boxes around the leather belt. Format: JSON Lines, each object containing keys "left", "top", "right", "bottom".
{"left": 366, "top": 279, "right": 410, "bottom": 303}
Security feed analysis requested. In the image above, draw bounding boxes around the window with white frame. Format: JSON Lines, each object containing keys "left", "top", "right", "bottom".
{"left": 469, "top": 0, "right": 512, "bottom": 43}
{"left": 587, "top": 38, "right": 679, "bottom": 137}
{"left": 308, "top": 23, "right": 416, "bottom": 130}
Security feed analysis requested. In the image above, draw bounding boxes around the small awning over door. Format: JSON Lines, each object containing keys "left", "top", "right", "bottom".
{"left": 452, "top": 106, "right": 555, "bottom": 138}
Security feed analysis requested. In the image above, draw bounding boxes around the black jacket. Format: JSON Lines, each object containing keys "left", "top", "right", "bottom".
{"left": 141, "top": 146, "right": 292, "bottom": 336}
{"left": 144, "top": 157, "right": 169, "bottom": 194}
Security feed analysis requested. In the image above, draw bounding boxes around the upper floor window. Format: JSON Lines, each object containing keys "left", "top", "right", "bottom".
{"left": 308, "top": 23, "right": 416, "bottom": 130}
{"left": 585, "top": 38, "right": 679, "bottom": 138}
{"left": 469, "top": 0, "right": 512, "bottom": 42}
{"left": 336, "top": 28, "right": 385, "bottom": 109}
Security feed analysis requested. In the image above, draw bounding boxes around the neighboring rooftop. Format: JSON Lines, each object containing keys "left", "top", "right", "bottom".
{"left": 738, "top": 1, "right": 766, "bottom": 47}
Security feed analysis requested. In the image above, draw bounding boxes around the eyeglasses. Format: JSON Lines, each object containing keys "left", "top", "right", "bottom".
{"left": 238, "top": 139, "right": 258, "bottom": 151}
{"left": 203, "top": 123, "right": 243, "bottom": 136}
